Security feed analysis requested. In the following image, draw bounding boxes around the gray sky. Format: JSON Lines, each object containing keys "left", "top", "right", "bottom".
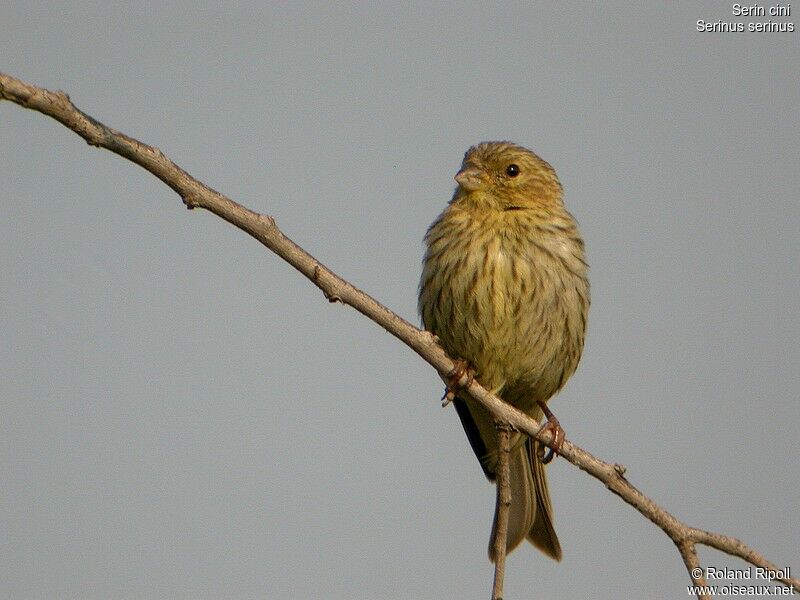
{"left": 2, "top": 2, "right": 798, "bottom": 599}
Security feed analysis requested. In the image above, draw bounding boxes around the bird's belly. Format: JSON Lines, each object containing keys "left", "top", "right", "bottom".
{"left": 430, "top": 244, "right": 584, "bottom": 404}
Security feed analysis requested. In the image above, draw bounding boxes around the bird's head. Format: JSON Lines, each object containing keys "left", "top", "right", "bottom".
{"left": 453, "top": 141, "right": 563, "bottom": 210}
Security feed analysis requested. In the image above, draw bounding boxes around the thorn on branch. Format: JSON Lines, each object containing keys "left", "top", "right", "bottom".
{"left": 313, "top": 265, "right": 341, "bottom": 303}
{"left": 257, "top": 213, "right": 276, "bottom": 228}
{"left": 324, "top": 291, "right": 341, "bottom": 303}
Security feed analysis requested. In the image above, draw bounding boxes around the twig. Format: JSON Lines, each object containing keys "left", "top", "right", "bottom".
{"left": 678, "top": 540, "right": 709, "bottom": 599}
{"left": 2, "top": 72, "right": 796, "bottom": 597}
{"left": 491, "top": 423, "right": 512, "bottom": 600}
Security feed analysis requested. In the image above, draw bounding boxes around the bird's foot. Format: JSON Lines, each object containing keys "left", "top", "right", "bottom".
{"left": 494, "top": 420, "right": 514, "bottom": 434}
{"left": 536, "top": 401, "right": 564, "bottom": 464}
{"left": 441, "top": 359, "right": 475, "bottom": 407}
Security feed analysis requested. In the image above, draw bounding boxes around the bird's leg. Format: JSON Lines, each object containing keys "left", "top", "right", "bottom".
{"left": 441, "top": 359, "right": 475, "bottom": 407}
{"left": 536, "top": 401, "right": 565, "bottom": 464}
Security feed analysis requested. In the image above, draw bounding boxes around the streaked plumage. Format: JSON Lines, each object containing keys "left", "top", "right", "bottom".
{"left": 419, "top": 142, "right": 589, "bottom": 560}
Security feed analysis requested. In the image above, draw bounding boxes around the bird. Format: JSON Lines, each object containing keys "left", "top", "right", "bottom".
{"left": 418, "top": 141, "right": 589, "bottom": 561}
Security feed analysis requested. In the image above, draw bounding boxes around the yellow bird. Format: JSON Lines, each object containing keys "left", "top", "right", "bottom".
{"left": 419, "top": 142, "right": 589, "bottom": 560}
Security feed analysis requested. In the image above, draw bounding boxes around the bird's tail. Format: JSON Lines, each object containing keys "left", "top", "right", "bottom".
{"left": 488, "top": 438, "right": 562, "bottom": 562}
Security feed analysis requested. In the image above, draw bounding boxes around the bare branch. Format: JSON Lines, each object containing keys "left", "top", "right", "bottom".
{"left": 491, "top": 423, "right": 512, "bottom": 600}
{"left": 678, "top": 541, "right": 709, "bottom": 600}
{"left": 2, "top": 72, "right": 796, "bottom": 596}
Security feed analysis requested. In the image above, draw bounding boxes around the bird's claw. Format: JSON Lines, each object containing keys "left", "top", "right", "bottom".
{"left": 441, "top": 359, "right": 475, "bottom": 407}
{"left": 536, "top": 401, "right": 565, "bottom": 464}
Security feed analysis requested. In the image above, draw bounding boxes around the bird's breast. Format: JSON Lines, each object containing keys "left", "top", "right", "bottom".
{"left": 420, "top": 209, "right": 588, "bottom": 400}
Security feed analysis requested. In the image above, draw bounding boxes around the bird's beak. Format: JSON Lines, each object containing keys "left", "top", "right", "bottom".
{"left": 455, "top": 166, "right": 488, "bottom": 192}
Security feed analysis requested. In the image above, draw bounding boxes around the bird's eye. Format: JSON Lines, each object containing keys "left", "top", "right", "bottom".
{"left": 506, "top": 164, "right": 520, "bottom": 177}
